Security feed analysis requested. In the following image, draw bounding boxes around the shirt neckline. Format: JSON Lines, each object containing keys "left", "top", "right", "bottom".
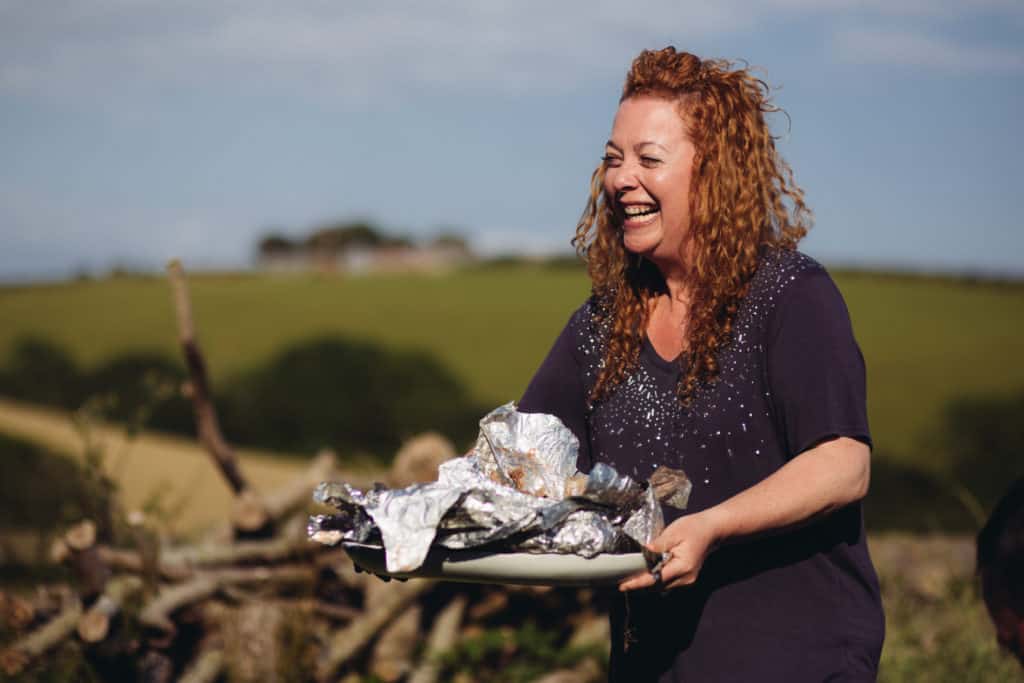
{"left": 642, "top": 334, "right": 682, "bottom": 375}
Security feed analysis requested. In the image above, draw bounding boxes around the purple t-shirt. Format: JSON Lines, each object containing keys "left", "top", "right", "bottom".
{"left": 520, "top": 249, "right": 885, "bottom": 682}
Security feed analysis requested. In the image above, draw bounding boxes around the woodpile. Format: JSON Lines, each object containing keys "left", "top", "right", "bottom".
{"left": 1, "top": 444, "right": 610, "bottom": 682}
{"left": 0, "top": 262, "right": 611, "bottom": 682}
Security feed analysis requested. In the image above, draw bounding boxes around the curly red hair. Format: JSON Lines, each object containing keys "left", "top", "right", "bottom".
{"left": 574, "top": 47, "right": 811, "bottom": 404}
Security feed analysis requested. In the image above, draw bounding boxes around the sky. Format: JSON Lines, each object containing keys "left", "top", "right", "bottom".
{"left": 1, "top": 1, "right": 1022, "bottom": 281}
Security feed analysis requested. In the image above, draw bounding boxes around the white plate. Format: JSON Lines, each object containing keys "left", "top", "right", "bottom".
{"left": 343, "top": 543, "right": 649, "bottom": 586}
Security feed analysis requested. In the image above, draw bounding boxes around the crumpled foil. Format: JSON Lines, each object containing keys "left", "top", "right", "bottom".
{"left": 309, "top": 403, "right": 690, "bottom": 573}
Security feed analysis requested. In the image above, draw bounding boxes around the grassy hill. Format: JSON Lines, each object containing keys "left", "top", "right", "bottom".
{"left": 1, "top": 264, "right": 1023, "bottom": 470}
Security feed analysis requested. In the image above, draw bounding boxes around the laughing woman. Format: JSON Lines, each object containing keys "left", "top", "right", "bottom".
{"left": 520, "top": 48, "right": 885, "bottom": 681}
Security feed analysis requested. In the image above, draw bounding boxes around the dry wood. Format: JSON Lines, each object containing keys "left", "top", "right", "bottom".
{"left": 95, "top": 534, "right": 318, "bottom": 583}
{"left": 264, "top": 448, "right": 337, "bottom": 519}
{"left": 140, "top": 576, "right": 220, "bottom": 636}
{"left": 167, "top": 531, "right": 316, "bottom": 568}
{"left": 204, "top": 564, "right": 314, "bottom": 586}
{"left": 467, "top": 589, "right": 508, "bottom": 621}
{"left": 49, "top": 537, "right": 70, "bottom": 564}
{"left": 1, "top": 591, "right": 36, "bottom": 630}
{"left": 140, "top": 562, "right": 316, "bottom": 638}
{"left": 96, "top": 546, "right": 190, "bottom": 581}
{"left": 77, "top": 575, "right": 144, "bottom": 643}
{"left": 387, "top": 433, "right": 455, "bottom": 488}
{"left": 65, "top": 519, "right": 97, "bottom": 551}
{"left": 408, "top": 595, "right": 468, "bottom": 683}
{"left": 64, "top": 521, "right": 110, "bottom": 600}
{"left": 167, "top": 259, "right": 255, "bottom": 501}
{"left": 208, "top": 448, "right": 338, "bottom": 543}
{"left": 224, "top": 602, "right": 284, "bottom": 683}
{"left": 232, "top": 489, "right": 269, "bottom": 533}
{"left": 0, "top": 597, "right": 82, "bottom": 676}
{"left": 528, "top": 658, "right": 603, "bottom": 683}
{"left": 179, "top": 648, "right": 225, "bottom": 683}
{"left": 138, "top": 650, "right": 175, "bottom": 683}
{"left": 566, "top": 613, "right": 610, "bottom": 651}
{"left": 370, "top": 603, "right": 422, "bottom": 682}
{"left": 317, "top": 579, "right": 434, "bottom": 682}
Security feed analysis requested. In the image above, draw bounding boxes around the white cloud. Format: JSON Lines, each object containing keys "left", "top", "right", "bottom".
{"left": 835, "top": 27, "right": 1024, "bottom": 71}
{"left": 0, "top": 2, "right": 750, "bottom": 103}
{"left": 1, "top": 1, "right": 1020, "bottom": 104}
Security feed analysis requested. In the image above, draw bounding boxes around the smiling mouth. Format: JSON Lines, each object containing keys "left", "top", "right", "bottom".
{"left": 621, "top": 203, "right": 660, "bottom": 224}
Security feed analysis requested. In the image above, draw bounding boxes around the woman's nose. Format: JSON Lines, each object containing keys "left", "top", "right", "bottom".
{"left": 609, "top": 164, "right": 638, "bottom": 193}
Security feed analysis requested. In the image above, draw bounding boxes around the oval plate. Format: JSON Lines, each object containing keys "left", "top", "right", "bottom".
{"left": 343, "top": 543, "right": 648, "bottom": 586}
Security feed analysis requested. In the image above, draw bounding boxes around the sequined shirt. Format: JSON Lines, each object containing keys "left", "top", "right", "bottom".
{"left": 520, "top": 248, "right": 885, "bottom": 682}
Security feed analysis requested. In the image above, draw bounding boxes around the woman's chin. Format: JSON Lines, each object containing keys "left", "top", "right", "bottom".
{"left": 623, "top": 235, "right": 658, "bottom": 257}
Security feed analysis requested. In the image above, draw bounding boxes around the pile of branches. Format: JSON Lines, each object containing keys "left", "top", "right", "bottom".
{"left": 0, "top": 263, "right": 610, "bottom": 682}
{"left": 1, "top": 446, "right": 609, "bottom": 682}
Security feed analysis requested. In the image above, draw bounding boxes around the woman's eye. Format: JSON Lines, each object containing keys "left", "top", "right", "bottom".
{"left": 641, "top": 156, "right": 661, "bottom": 166}
{"left": 602, "top": 154, "right": 621, "bottom": 166}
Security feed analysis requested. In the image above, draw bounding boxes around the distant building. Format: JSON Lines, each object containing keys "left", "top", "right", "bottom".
{"left": 256, "top": 224, "right": 474, "bottom": 274}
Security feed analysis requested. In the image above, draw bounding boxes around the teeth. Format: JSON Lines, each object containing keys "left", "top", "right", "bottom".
{"left": 624, "top": 205, "right": 658, "bottom": 217}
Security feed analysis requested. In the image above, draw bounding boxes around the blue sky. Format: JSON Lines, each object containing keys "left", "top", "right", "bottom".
{"left": 1, "top": 1, "right": 1022, "bottom": 281}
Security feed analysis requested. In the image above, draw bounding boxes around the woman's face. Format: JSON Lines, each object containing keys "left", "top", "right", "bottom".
{"left": 603, "top": 95, "right": 696, "bottom": 266}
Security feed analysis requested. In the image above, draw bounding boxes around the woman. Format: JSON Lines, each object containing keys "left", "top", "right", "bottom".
{"left": 519, "top": 47, "right": 885, "bottom": 681}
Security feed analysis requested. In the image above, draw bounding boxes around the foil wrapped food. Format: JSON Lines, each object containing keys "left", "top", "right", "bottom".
{"left": 309, "top": 403, "right": 691, "bottom": 573}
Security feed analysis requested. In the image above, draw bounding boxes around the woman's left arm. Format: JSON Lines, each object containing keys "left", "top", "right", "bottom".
{"left": 619, "top": 435, "right": 870, "bottom": 591}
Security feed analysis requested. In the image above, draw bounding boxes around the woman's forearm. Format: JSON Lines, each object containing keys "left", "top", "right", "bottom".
{"left": 620, "top": 435, "right": 870, "bottom": 591}
{"left": 705, "top": 436, "right": 871, "bottom": 544}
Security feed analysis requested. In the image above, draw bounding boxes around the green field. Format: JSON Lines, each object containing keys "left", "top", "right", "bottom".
{"left": 2, "top": 265, "right": 1023, "bottom": 468}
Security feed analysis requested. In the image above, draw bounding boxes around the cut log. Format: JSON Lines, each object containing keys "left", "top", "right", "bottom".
{"left": 64, "top": 520, "right": 110, "bottom": 600}
{"left": 65, "top": 520, "right": 97, "bottom": 551}
{"left": 0, "top": 597, "right": 82, "bottom": 676}
{"left": 223, "top": 602, "right": 283, "bottom": 683}
{"left": 232, "top": 489, "right": 270, "bottom": 533}
{"left": 49, "top": 537, "right": 70, "bottom": 564}
{"left": 209, "top": 448, "right": 338, "bottom": 542}
{"left": 387, "top": 433, "right": 456, "bottom": 488}
{"left": 408, "top": 595, "right": 468, "bottom": 683}
{"left": 77, "top": 575, "right": 144, "bottom": 643}
{"left": 317, "top": 579, "right": 434, "bottom": 682}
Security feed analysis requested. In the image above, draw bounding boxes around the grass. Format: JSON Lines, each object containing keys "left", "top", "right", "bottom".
{"left": 1, "top": 265, "right": 1023, "bottom": 471}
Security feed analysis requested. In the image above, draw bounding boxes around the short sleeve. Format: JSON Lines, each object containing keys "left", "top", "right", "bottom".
{"left": 766, "top": 267, "right": 871, "bottom": 458}
{"left": 519, "top": 306, "right": 592, "bottom": 469}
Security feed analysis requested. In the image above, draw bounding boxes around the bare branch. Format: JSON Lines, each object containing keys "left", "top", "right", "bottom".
{"left": 166, "top": 259, "right": 253, "bottom": 499}
{"left": 317, "top": 579, "right": 434, "bottom": 682}
{"left": 0, "top": 597, "right": 82, "bottom": 676}
{"left": 140, "top": 563, "right": 316, "bottom": 640}
{"left": 408, "top": 595, "right": 468, "bottom": 683}
{"left": 179, "top": 649, "right": 225, "bottom": 683}
{"left": 77, "top": 575, "right": 145, "bottom": 643}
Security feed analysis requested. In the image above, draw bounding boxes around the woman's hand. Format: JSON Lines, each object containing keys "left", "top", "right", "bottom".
{"left": 617, "top": 436, "right": 871, "bottom": 593}
{"left": 618, "top": 508, "right": 723, "bottom": 592}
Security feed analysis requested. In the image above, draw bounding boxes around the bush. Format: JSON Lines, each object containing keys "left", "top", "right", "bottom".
{"left": 218, "top": 336, "right": 484, "bottom": 459}
{"left": 83, "top": 352, "right": 193, "bottom": 436}
{"left": 0, "top": 434, "right": 113, "bottom": 532}
{"left": 940, "top": 390, "right": 1024, "bottom": 514}
{"left": 0, "top": 337, "right": 83, "bottom": 409}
